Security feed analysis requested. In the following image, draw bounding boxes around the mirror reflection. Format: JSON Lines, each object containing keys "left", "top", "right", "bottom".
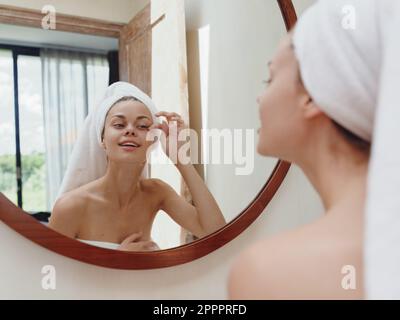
{"left": 0, "top": 0, "right": 286, "bottom": 251}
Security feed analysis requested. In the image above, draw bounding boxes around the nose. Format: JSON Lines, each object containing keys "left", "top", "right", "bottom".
{"left": 124, "top": 125, "right": 137, "bottom": 136}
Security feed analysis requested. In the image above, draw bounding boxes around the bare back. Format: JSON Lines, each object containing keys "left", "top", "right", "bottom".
{"left": 229, "top": 207, "right": 364, "bottom": 299}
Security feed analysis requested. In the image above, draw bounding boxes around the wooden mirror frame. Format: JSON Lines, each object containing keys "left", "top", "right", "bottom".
{"left": 0, "top": 0, "right": 296, "bottom": 270}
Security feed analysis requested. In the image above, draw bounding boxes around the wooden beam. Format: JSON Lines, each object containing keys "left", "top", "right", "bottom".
{"left": 0, "top": 4, "right": 126, "bottom": 38}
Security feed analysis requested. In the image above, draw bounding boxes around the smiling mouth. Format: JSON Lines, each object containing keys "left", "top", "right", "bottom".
{"left": 118, "top": 142, "right": 141, "bottom": 150}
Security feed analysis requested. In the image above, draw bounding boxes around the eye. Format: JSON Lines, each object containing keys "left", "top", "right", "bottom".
{"left": 113, "top": 123, "right": 125, "bottom": 128}
{"left": 137, "top": 124, "right": 151, "bottom": 130}
{"left": 263, "top": 79, "right": 272, "bottom": 86}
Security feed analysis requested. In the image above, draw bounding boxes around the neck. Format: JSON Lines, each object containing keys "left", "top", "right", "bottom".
{"left": 100, "top": 161, "right": 145, "bottom": 209}
{"left": 296, "top": 138, "right": 369, "bottom": 213}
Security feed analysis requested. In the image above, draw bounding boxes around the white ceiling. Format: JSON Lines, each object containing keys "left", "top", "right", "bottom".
{"left": 0, "top": 23, "right": 119, "bottom": 53}
{"left": 0, "top": 0, "right": 147, "bottom": 24}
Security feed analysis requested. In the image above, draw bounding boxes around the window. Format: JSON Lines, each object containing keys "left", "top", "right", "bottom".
{"left": 18, "top": 55, "right": 46, "bottom": 212}
{"left": 0, "top": 49, "right": 17, "bottom": 205}
{"left": 0, "top": 45, "right": 110, "bottom": 213}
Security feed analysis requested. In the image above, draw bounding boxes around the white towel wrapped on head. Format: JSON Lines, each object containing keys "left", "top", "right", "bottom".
{"left": 57, "top": 81, "right": 161, "bottom": 199}
{"left": 293, "top": 0, "right": 381, "bottom": 142}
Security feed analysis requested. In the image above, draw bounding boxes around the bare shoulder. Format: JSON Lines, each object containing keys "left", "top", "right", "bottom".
{"left": 140, "top": 178, "right": 170, "bottom": 190}
{"left": 140, "top": 178, "right": 175, "bottom": 196}
{"left": 228, "top": 219, "right": 363, "bottom": 300}
{"left": 53, "top": 189, "right": 88, "bottom": 212}
{"left": 48, "top": 187, "right": 89, "bottom": 238}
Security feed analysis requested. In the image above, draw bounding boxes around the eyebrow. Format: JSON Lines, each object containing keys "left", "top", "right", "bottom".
{"left": 111, "top": 114, "right": 151, "bottom": 121}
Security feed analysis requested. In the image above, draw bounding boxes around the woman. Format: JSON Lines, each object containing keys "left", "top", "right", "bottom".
{"left": 228, "top": 0, "right": 398, "bottom": 299}
{"left": 49, "top": 82, "right": 226, "bottom": 251}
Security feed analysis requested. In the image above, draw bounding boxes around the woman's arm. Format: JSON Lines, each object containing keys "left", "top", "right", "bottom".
{"left": 151, "top": 111, "right": 226, "bottom": 238}
{"left": 177, "top": 163, "right": 226, "bottom": 234}
{"left": 157, "top": 171, "right": 226, "bottom": 238}
{"left": 157, "top": 164, "right": 226, "bottom": 238}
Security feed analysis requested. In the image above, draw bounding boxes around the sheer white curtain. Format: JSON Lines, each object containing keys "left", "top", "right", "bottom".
{"left": 41, "top": 49, "right": 109, "bottom": 210}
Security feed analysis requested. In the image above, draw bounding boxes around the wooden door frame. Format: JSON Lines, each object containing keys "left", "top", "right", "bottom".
{"left": 0, "top": 4, "right": 125, "bottom": 38}
{"left": 0, "top": 0, "right": 296, "bottom": 270}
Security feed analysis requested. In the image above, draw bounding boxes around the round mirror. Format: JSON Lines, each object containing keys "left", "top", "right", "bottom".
{"left": 0, "top": 0, "right": 296, "bottom": 269}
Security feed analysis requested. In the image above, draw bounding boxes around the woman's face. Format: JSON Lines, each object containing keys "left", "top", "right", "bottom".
{"left": 102, "top": 99, "right": 155, "bottom": 164}
{"left": 257, "top": 33, "right": 312, "bottom": 161}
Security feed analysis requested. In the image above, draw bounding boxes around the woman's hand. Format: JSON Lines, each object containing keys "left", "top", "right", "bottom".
{"left": 117, "top": 232, "right": 160, "bottom": 252}
{"left": 152, "top": 111, "right": 189, "bottom": 164}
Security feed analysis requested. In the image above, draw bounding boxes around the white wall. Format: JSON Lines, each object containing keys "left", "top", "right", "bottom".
{"left": 185, "top": 0, "right": 288, "bottom": 222}
{"left": 293, "top": 0, "right": 316, "bottom": 15}
{"left": 0, "top": 0, "right": 321, "bottom": 299}
{"left": 183, "top": 0, "right": 315, "bottom": 223}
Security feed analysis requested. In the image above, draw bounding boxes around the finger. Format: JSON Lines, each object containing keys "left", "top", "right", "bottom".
{"left": 126, "top": 241, "right": 155, "bottom": 252}
{"left": 149, "top": 123, "right": 162, "bottom": 130}
{"left": 121, "top": 231, "right": 143, "bottom": 245}
{"left": 155, "top": 111, "right": 171, "bottom": 119}
{"left": 169, "top": 117, "right": 184, "bottom": 125}
{"left": 166, "top": 119, "right": 184, "bottom": 129}
{"left": 150, "top": 122, "right": 167, "bottom": 135}
{"left": 161, "top": 121, "right": 169, "bottom": 135}
{"left": 156, "top": 112, "right": 181, "bottom": 119}
{"left": 168, "top": 112, "right": 181, "bottom": 118}
{"left": 123, "top": 241, "right": 159, "bottom": 252}
{"left": 143, "top": 241, "right": 160, "bottom": 250}
{"left": 168, "top": 116, "right": 184, "bottom": 121}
